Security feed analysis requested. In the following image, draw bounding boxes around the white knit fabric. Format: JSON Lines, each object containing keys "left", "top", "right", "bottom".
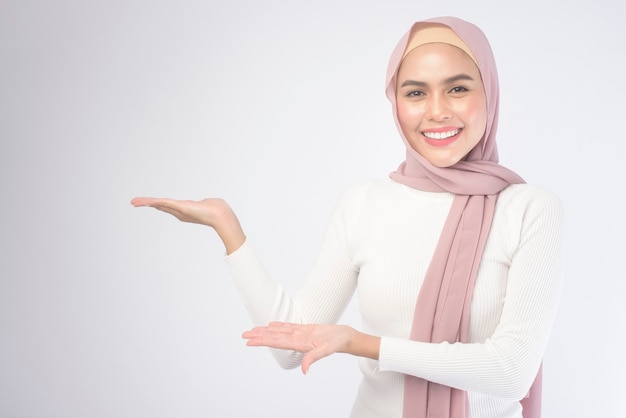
{"left": 225, "top": 178, "right": 564, "bottom": 418}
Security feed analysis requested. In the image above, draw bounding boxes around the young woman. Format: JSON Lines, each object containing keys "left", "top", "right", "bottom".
{"left": 132, "top": 16, "right": 563, "bottom": 418}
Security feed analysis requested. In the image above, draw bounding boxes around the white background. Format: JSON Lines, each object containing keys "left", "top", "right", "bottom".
{"left": 1, "top": 0, "right": 624, "bottom": 417}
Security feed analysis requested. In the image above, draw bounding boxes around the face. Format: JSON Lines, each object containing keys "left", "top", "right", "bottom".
{"left": 395, "top": 42, "right": 487, "bottom": 168}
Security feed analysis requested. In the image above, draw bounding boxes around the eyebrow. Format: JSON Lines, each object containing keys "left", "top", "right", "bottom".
{"left": 399, "top": 73, "right": 475, "bottom": 88}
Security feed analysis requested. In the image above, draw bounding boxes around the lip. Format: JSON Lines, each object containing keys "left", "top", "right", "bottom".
{"left": 421, "top": 127, "right": 463, "bottom": 147}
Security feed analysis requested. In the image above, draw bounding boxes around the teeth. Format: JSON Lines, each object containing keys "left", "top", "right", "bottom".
{"left": 423, "top": 129, "right": 460, "bottom": 140}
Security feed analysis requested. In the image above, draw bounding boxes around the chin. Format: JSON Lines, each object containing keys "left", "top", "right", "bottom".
{"left": 432, "top": 161, "right": 457, "bottom": 168}
{"left": 425, "top": 156, "right": 462, "bottom": 168}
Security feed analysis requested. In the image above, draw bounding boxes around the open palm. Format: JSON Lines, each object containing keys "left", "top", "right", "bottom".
{"left": 131, "top": 196, "right": 245, "bottom": 253}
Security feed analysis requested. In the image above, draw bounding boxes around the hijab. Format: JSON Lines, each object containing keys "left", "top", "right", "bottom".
{"left": 385, "top": 17, "right": 541, "bottom": 418}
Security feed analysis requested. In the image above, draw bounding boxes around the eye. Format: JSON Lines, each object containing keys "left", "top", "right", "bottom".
{"left": 449, "top": 86, "right": 469, "bottom": 94}
{"left": 405, "top": 90, "right": 425, "bottom": 98}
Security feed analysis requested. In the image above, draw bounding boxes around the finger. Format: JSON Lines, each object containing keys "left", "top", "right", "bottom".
{"left": 131, "top": 197, "right": 174, "bottom": 208}
{"left": 244, "top": 331, "right": 291, "bottom": 348}
{"left": 241, "top": 327, "right": 263, "bottom": 339}
{"left": 131, "top": 197, "right": 154, "bottom": 207}
{"left": 241, "top": 326, "right": 275, "bottom": 345}
{"left": 243, "top": 323, "right": 296, "bottom": 337}
{"left": 131, "top": 198, "right": 192, "bottom": 222}
{"left": 242, "top": 324, "right": 277, "bottom": 334}
{"left": 243, "top": 327, "right": 306, "bottom": 350}
{"left": 301, "top": 344, "right": 332, "bottom": 375}
{"left": 267, "top": 322, "right": 298, "bottom": 332}
{"left": 153, "top": 206, "right": 184, "bottom": 218}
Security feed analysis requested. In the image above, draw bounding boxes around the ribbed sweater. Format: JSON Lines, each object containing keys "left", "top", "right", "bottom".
{"left": 225, "top": 178, "right": 564, "bottom": 418}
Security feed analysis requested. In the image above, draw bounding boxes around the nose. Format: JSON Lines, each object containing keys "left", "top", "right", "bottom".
{"left": 425, "top": 94, "right": 451, "bottom": 121}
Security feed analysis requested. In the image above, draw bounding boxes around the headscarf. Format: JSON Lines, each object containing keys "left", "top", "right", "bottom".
{"left": 385, "top": 17, "right": 541, "bottom": 418}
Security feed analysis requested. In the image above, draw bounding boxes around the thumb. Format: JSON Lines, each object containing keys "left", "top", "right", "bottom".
{"left": 301, "top": 344, "right": 331, "bottom": 375}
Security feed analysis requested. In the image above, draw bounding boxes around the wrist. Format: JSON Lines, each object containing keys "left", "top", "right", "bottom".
{"left": 213, "top": 207, "right": 246, "bottom": 254}
{"left": 346, "top": 327, "right": 380, "bottom": 360}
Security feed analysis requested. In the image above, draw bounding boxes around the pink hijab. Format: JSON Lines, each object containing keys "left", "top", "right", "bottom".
{"left": 386, "top": 17, "right": 541, "bottom": 417}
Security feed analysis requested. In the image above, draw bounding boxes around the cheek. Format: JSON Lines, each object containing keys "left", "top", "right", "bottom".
{"left": 396, "top": 102, "right": 423, "bottom": 133}
{"left": 461, "top": 98, "right": 488, "bottom": 134}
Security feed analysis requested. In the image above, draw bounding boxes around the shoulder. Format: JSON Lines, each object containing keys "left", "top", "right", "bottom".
{"left": 495, "top": 183, "right": 565, "bottom": 235}
{"left": 498, "top": 183, "right": 563, "bottom": 214}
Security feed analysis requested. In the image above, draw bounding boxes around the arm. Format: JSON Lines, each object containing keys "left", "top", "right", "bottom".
{"left": 133, "top": 183, "right": 370, "bottom": 370}
{"left": 242, "top": 187, "right": 564, "bottom": 396}
{"left": 243, "top": 322, "right": 380, "bottom": 374}
{"left": 378, "top": 188, "right": 565, "bottom": 399}
{"left": 225, "top": 184, "right": 368, "bottom": 368}
{"left": 131, "top": 197, "right": 246, "bottom": 254}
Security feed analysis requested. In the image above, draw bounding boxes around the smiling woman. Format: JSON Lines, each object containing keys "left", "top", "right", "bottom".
{"left": 132, "top": 16, "right": 563, "bottom": 418}
{"left": 395, "top": 41, "right": 488, "bottom": 168}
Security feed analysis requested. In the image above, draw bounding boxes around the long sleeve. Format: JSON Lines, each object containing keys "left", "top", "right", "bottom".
{"left": 224, "top": 179, "right": 564, "bottom": 418}
{"left": 378, "top": 183, "right": 564, "bottom": 400}
{"left": 224, "top": 183, "right": 366, "bottom": 369}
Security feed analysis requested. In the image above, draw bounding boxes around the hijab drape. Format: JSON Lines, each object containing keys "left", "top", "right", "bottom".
{"left": 385, "top": 16, "right": 541, "bottom": 418}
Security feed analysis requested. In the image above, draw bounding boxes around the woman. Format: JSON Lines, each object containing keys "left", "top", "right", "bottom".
{"left": 132, "top": 16, "right": 563, "bottom": 418}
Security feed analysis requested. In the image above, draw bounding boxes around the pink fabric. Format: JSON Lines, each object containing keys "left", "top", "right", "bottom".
{"left": 385, "top": 17, "right": 541, "bottom": 418}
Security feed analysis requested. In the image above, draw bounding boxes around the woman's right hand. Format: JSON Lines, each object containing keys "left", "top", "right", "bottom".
{"left": 131, "top": 197, "right": 246, "bottom": 254}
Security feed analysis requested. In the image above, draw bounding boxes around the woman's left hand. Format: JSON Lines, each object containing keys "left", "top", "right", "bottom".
{"left": 242, "top": 322, "right": 380, "bottom": 374}
{"left": 242, "top": 322, "right": 354, "bottom": 374}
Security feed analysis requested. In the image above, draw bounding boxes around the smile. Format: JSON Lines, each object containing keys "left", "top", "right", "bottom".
{"left": 422, "top": 129, "right": 461, "bottom": 140}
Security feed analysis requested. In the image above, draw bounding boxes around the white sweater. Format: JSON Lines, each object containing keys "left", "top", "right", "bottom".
{"left": 225, "top": 179, "right": 564, "bottom": 418}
